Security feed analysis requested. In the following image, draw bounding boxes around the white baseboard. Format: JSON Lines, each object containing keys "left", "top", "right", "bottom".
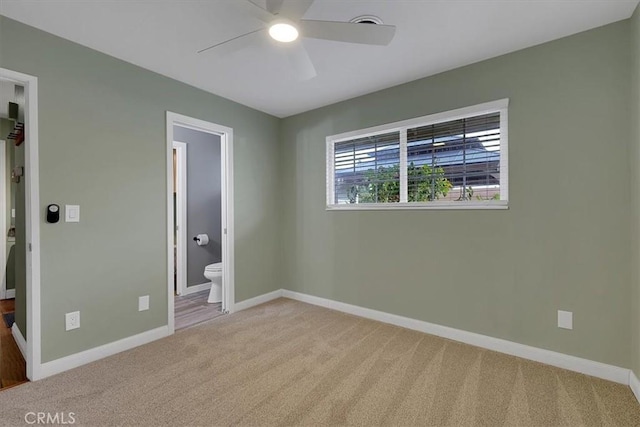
{"left": 38, "top": 326, "right": 170, "bottom": 380}
{"left": 282, "top": 290, "right": 630, "bottom": 385}
{"left": 630, "top": 370, "right": 640, "bottom": 404}
{"left": 11, "top": 323, "right": 26, "bottom": 358}
{"left": 4, "top": 288, "right": 15, "bottom": 299}
{"left": 180, "top": 282, "right": 211, "bottom": 296}
{"left": 233, "top": 289, "right": 283, "bottom": 312}
{"left": 27, "top": 288, "right": 636, "bottom": 395}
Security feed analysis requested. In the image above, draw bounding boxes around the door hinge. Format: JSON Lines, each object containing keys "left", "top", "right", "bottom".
{"left": 28, "top": 243, "right": 32, "bottom": 252}
{"left": 224, "top": 228, "right": 227, "bottom": 235}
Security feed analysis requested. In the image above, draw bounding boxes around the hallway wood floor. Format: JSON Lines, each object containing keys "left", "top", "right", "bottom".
{"left": 0, "top": 299, "right": 27, "bottom": 390}
{"left": 175, "top": 290, "right": 223, "bottom": 330}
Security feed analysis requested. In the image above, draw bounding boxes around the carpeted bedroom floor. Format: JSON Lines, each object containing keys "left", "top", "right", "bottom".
{"left": 0, "top": 298, "right": 638, "bottom": 426}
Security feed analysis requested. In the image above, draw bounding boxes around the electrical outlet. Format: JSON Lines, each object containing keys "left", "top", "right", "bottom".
{"left": 557, "top": 310, "right": 573, "bottom": 330}
{"left": 65, "top": 311, "right": 80, "bottom": 331}
{"left": 138, "top": 295, "right": 149, "bottom": 311}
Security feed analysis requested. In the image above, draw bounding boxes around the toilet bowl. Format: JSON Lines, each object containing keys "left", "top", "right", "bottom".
{"left": 204, "top": 262, "right": 223, "bottom": 304}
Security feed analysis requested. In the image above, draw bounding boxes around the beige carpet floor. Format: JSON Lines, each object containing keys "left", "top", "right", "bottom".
{"left": 0, "top": 298, "right": 638, "bottom": 426}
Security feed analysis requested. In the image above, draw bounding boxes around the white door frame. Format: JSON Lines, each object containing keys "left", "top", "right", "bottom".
{"left": 172, "top": 141, "right": 187, "bottom": 296}
{"left": 166, "top": 112, "right": 235, "bottom": 334}
{"left": 0, "top": 139, "right": 6, "bottom": 300}
{"left": 0, "top": 68, "right": 41, "bottom": 380}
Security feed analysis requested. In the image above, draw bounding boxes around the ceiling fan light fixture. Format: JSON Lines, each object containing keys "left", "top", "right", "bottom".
{"left": 269, "top": 21, "right": 299, "bottom": 43}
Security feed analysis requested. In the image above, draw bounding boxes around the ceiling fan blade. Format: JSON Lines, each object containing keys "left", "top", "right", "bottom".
{"left": 300, "top": 20, "right": 396, "bottom": 45}
{"left": 279, "top": 0, "right": 314, "bottom": 20}
{"left": 265, "top": 0, "right": 284, "bottom": 15}
{"left": 284, "top": 42, "right": 316, "bottom": 81}
{"left": 198, "top": 28, "right": 266, "bottom": 55}
{"left": 237, "top": 0, "right": 276, "bottom": 23}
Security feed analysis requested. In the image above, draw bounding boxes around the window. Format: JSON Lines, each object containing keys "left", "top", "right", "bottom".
{"left": 326, "top": 99, "right": 508, "bottom": 210}
{"left": 333, "top": 131, "right": 400, "bottom": 204}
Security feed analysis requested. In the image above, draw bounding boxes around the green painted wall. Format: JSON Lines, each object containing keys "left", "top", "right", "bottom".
{"left": 1, "top": 118, "right": 11, "bottom": 237}
{"left": 0, "top": 16, "right": 282, "bottom": 362}
{"left": 631, "top": 3, "right": 640, "bottom": 379}
{"left": 0, "top": 11, "right": 637, "bottom": 371}
{"left": 0, "top": 119, "right": 9, "bottom": 139}
{"left": 281, "top": 21, "right": 632, "bottom": 367}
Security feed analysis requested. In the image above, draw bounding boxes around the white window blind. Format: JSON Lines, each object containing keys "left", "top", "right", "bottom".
{"left": 407, "top": 112, "right": 501, "bottom": 202}
{"left": 333, "top": 131, "right": 400, "bottom": 204}
{"left": 326, "top": 99, "right": 508, "bottom": 210}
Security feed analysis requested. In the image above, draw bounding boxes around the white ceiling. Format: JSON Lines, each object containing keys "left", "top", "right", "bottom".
{"left": 1, "top": 0, "right": 638, "bottom": 118}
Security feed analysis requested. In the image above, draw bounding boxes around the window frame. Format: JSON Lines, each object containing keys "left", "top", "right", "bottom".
{"left": 326, "top": 99, "right": 509, "bottom": 210}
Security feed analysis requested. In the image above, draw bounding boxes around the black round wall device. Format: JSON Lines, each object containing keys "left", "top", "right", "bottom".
{"left": 47, "top": 204, "right": 60, "bottom": 223}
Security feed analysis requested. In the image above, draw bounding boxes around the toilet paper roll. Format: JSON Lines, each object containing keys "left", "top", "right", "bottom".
{"left": 195, "top": 234, "right": 209, "bottom": 246}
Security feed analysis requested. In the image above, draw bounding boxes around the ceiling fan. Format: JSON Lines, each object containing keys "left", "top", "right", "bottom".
{"left": 198, "top": 0, "right": 396, "bottom": 80}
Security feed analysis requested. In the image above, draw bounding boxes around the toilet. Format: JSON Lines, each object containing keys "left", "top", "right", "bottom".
{"left": 204, "top": 262, "right": 223, "bottom": 304}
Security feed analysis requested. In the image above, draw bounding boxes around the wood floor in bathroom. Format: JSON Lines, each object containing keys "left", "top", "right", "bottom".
{"left": 0, "top": 299, "right": 27, "bottom": 390}
{"left": 175, "top": 290, "right": 223, "bottom": 330}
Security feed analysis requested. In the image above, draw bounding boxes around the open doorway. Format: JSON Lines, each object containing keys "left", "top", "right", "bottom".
{"left": 0, "top": 79, "right": 27, "bottom": 389}
{"left": 166, "top": 113, "right": 234, "bottom": 332}
{"left": 0, "top": 68, "right": 40, "bottom": 383}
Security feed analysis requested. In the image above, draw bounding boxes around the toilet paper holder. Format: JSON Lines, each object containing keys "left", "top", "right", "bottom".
{"left": 193, "top": 234, "right": 209, "bottom": 246}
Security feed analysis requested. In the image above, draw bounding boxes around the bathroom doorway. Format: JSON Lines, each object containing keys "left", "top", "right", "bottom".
{"left": 166, "top": 113, "right": 234, "bottom": 332}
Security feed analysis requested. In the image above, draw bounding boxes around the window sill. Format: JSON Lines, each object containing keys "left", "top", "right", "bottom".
{"left": 326, "top": 201, "right": 509, "bottom": 211}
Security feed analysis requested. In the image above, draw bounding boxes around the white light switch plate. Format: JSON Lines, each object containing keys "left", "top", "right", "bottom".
{"left": 65, "top": 205, "right": 80, "bottom": 222}
{"left": 138, "top": 295, "right": 149, "bottom": 311}
{"left": 557, "top": 310, "right": 573, "bottom": 330}
{"left": 65, "top": 311, "right": 80, "bottom": 331}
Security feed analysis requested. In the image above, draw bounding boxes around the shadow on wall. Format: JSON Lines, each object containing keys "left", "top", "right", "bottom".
{"left": 4, "top": 244, "right": 15, "bottom": 293}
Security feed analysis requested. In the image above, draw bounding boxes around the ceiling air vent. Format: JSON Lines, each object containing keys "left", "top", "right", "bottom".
{"left": 349, "top": 15, "right": 384, "bottom": 25}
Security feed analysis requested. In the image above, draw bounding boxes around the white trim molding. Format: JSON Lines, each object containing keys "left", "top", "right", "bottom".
{"left": 15, "top": 285, "right": 638, "bottom": 394}
{"left": 39, "top": 326, "right": 170, "bottom": 379}
{"left": 630, "top": 370, "right": 640, "bottom": 404}
{"left": 0, "top": 139, "right": 5, "bottom": 301}
{"left": 4, "top": 289, "right": 15, "bottom": 299}
{"left": 326, "top": 99, "right": 509, "bottom": 211}
{"left": 12, "top": 323, "right": 27, "bottom": 359}
{"left": 327, "top": 201, "right": 508, "bottom": 211}
{"left": 166, "top": 115, "right": 175, "bottom": 334}
{"left": 166, "top": 112, "right": 235, "bottom": 332}
{"left": 172, "top": 141, "right": 188, "bottom": 297}
{"left": 220, "top": 123, "right": 235, "bottom": 314}
{"left": 234, "top": 289, "right": 283, "bottom": 312}
{"left": 281, "top": 290, "right": 630, "bottom": 385}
